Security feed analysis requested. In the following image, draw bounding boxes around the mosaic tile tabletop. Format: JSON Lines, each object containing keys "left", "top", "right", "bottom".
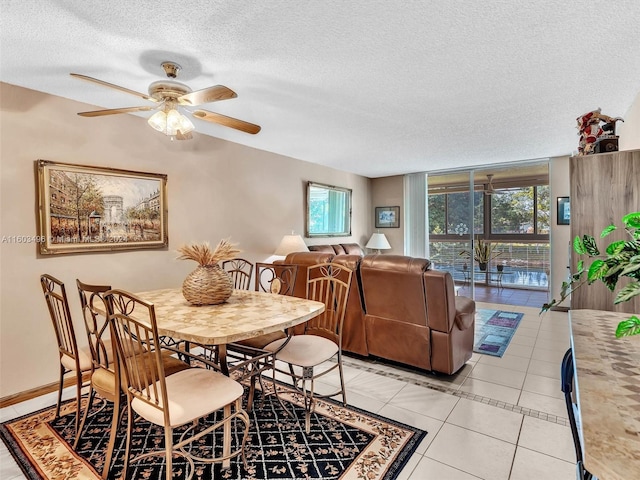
{"left": 570, "top": 309, "right": 640, "bottom": 480}
{"left": 134, "top": 288, "right": 325, "bottom": 345}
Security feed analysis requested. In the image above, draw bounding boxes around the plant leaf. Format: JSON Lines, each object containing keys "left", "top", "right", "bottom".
{"left": 622, "top": 212, "right": 640, "bottom": 229}
{"left": 606, "top": 240, "right": 626, "bottom": 255}
{"left": 615, "top": 316, "right": 640, "bottom": 338}
{"left": 601, "top": 225, "right": 617, "bottom": 237}
{"left": 582, "top": 235, "right": 599, "bottom": 256}
{"left": 587, "top": 260, "right": 607, "bottom": 282}
{"left": 613, "top": 282, "right": 640, "bottom": 304}
{"left": 619, "top": 260, "right": 640, "bottom": 277}
{"left": 573, "top": 236, "right": 586, "bottom": 255}
{"left": 577, "top": 260, "right": 584, "bottom": 273}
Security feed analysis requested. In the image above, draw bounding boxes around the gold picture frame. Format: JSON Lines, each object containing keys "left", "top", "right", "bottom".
{"left": 36, "top": 160, "right": 168, "bottom": 255}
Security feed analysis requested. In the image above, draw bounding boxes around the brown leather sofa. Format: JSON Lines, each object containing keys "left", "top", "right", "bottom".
{"left": 281, "top": 252, "right": 475, "bottom": 374}
{"left": 308, "top": 243, "right": 364, "bottom": 256}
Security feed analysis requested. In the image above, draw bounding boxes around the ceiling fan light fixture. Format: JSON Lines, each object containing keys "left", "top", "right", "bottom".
{"left": 147, "top": 110, "right": 167, "bottom": 132}
{"left": 167, "top": 109, "right": 194, "bottom": 134}
{"left": 147, "top": 108, "right": 194, "bottom": 136}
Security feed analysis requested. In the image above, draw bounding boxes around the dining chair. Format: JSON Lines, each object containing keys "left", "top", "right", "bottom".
{"left": 223, "top": 263, "right": 300, "bottom": 410}
{"left": 105, "top": 288, "right": 249, "bottom": 479}
{"left": 561, "top": 348, "right": 594, "bottom": 480}
{"left": 222, "top": 258, "right": 254, "bottom": 290}
{"left": 75, "top": 280, "right": 191, "bottom": 478}
{"left": 40, "top": 274, "right": 92, "bottom": 440}
{"left": 265, "top": 262, "right": 353, "bottom": 433}
{"left": 255, "top": 262, "right": 298, "bottom": 295}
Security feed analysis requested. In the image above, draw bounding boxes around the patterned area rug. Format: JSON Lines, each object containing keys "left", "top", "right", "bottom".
{"left": 0, "top": 387, "right": 425, "bottom": 480}
{"left": 474, "top": 309, "right": 524, "bottom": 357}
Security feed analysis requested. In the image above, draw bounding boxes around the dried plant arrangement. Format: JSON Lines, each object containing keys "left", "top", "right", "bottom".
{"left": 177, "top": 239, "right": 242, "bottom": 305}
{"left": 177, "top": 239, "right": 242, "bottom": 266}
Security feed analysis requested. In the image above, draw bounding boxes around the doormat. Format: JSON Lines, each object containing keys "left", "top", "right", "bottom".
{"left": 0, "top": 387, "right": 426, "bottom": 480}
{"left": 474, "top": 309, "right": 524, "bottom": 357}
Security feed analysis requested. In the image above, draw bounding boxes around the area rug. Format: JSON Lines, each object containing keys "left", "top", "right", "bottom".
{"left": 474, "top": 309, "right": 524, "bottom": 357}
{"left": 0, "top": 387, "right": 426, "bottom": 480}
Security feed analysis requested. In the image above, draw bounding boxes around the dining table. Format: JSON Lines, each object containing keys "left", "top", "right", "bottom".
{"left": 133, "top": 287, "right": 325, "bottom": 375}
{"left": 570, "top": 309, "right": 640, "bottom": 480}
{"left": 124, "top": 287, "right": 324, "bottom": 469}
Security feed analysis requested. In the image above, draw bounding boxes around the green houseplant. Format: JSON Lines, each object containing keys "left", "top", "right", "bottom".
{"left": 459, "top": 236, "right": 501, "bottom": 270}
{"left": 542, "top": 211, "right": 640, "bottom": 337}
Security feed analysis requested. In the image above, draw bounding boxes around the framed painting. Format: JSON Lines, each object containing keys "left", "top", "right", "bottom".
{"left": 557, "top": 196, "right": 570, "bottom": 225}
{"left": 375, "top": 206, "right": 400, "bottom": 228}
{"left": 36, "top": 160, "right": 168, "bottom": 254}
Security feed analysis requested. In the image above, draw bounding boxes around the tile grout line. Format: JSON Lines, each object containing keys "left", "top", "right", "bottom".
{"left": 341, "top": 358, "right": 569, "bottom": 427}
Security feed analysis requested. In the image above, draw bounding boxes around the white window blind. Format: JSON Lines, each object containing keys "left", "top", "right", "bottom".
{"left": 403, "top": 173, "right": 428, "bottom": 258}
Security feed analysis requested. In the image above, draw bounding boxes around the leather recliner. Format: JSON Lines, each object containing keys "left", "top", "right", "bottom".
{"left": 360, "top": 255, "right": 475, "bottom": 374}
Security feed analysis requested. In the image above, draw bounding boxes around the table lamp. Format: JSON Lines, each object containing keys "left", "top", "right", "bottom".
{"left": 274, "top": 233, "right": 309, "bottom": 256}
{"left": 366, "top": 232, "right": 391, "bottom": 254}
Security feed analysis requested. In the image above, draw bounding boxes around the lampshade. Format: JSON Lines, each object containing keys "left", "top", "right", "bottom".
{"left": 366, "top": 233, "right": 391, "bottom": 252}
{"left": 274, "top": 234, "right": 309, "bottom": 256}
{"left": 148, "top": 107, "right": 194, "bottom": 136}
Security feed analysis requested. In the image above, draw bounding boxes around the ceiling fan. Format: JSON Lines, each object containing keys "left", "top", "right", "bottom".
{"left": 482, "top": 174, "right": 513, "bottom": 195}
{"left": 71, "top": 61, "right": 261, "bottom": 140}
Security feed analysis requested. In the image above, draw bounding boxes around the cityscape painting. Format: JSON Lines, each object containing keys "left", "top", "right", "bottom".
{"left": 36, "top": 160, "right": 168, "bottom": 254}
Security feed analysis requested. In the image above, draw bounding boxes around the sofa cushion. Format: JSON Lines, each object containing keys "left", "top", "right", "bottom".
{"left": 341, "top": 243, "right": 364, "bottom": 256}
{"left": 332, "top": 244, "right": 347, "bottom": 254}
{"left": 308, "top": 245, "right": 336, "bottom": 253}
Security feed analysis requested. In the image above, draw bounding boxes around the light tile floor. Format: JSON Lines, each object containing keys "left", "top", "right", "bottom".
{"left": 0, "top": 303, "right": 575, "bottom": 479}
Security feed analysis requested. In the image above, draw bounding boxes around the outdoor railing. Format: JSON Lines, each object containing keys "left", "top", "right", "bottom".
{"left": 429, "top": 240, "right": 550, "bottom": 290}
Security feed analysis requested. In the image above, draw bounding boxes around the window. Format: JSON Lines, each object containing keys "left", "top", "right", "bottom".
{"left": 428, "top": 182, "right": 549, "bottom": 240}
{"left": 489, "top": 185, "right": 549, "bottom": 236}
{"left": 428, "top": 191, "right": 484, "bottom": 237}
{"left": 306, "top": 182, "right": 352, "bottom": 237}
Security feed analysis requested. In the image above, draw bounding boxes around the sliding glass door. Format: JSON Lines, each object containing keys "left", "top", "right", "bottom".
{"left": 425, "top": 163, "right": 550, "bottom": 301}
{"left": 427, "top": 170, "right": 479, "bottom": 297}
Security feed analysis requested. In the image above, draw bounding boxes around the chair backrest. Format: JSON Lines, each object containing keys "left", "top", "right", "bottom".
{"left": 282, "top": 252, "right": 335, "bottom": 299}
{"left": 561, "top": 348, "right": 585, "bottom": 466}
{"left": 76, "top": 279, "right": 112, "bottom": 370}
{"left": 105, "top": 289, "right": 169, "bottom": 423}
{"left": 222, "top": 258, "right": 254, "bottom": 290}
{"left": 255, "top": 262, "right": 299, "bottom": 295}
{"left": 360, "top": 255, "right": 431, "bottom": 327}
{"left": 40, "top": 274, "right": 80, "bottom": 367}
{"left": 304, "top": 263, "right": 353, "bottom": 346}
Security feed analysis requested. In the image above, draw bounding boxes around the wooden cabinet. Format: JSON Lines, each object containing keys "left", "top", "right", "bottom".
{"left": 569, "top": 149, "right": 640, "bottom": 313}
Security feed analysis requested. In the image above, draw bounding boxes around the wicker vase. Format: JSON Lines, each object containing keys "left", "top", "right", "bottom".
{"left": 182, "top": 265, "right": 233, "bottom": 305}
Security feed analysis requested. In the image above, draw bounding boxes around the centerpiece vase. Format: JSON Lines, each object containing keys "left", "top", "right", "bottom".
{"left": 182, "top": 264, "right": 233, "bottom": 305}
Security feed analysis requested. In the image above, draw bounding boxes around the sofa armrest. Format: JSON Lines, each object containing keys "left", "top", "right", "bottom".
{"left": 454, "top": 296, "right": 475, "bottom": 330}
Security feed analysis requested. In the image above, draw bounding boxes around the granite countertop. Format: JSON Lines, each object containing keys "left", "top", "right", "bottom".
{"left": 570, "top": 309, "right": 640, "bottom": 480}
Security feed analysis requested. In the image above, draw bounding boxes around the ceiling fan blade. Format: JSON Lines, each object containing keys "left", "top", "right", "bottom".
{"left": 77, "top": 106, "right": 155, "bottom": 117}
{"left": 192, "top": 109, "right": 261, "bottom": 134}
{"left": 178, "top": 85, "right": 237, "bottom": 106}
{"left": 70, "top": 73, "right": 156, "bottom": 102}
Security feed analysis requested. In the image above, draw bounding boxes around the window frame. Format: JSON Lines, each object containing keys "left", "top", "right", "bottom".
{"left": 305, "top": 181, "right": 352, "bottom": 238}
{"left": 428, "top": 178, "right": 549, "bottom": 242}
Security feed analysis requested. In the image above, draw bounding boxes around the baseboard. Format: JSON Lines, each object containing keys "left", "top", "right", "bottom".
{"left": 0, "top": 373, "right": 89, "bottom": 409}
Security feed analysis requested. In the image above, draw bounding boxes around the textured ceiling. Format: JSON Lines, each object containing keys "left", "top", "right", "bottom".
{"left": 1, "top": 1, "right": 639, "bottom": 178}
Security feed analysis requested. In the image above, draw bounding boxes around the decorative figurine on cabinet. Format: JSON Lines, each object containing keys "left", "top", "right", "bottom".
{"left": 576, "top": 108, "right": 624, "bottom": 155}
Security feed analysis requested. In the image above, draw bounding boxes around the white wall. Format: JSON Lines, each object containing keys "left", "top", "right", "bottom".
{"left": 0, "top": 83, "right": 371, "bottom": 397}
{"left": 548, "top": 156, "right": 571, "bottom": 307}
{"left": 619, "top": 89, "right": 640, "bottom": 151}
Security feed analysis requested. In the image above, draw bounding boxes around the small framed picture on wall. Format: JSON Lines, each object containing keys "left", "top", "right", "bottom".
{"left": 375, "top": 206, "right": 400, "bottom": 228}
{"left": 557, "top": 197, "right": 570, "bottom": 225}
